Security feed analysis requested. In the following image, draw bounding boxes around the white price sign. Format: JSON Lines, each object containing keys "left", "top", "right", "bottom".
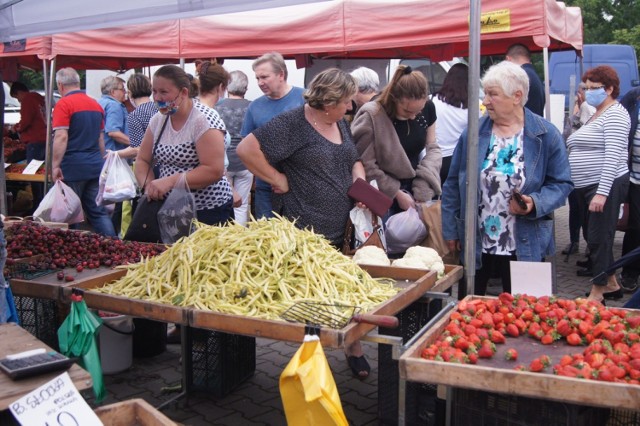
{"left": 9, "top": 372, "right": 103, "bottom": 426}
{"left": 22, "top": 160, "right": 44, "bottom": 175}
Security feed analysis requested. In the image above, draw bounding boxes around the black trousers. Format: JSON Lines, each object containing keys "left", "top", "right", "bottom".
{"left": 622, "top": 181, "right": 640, "bottom": 278}
{"left": 474, "top": 252, "right": 518, "bottom": 296}
{"left": 575, "top": 173, "right": 629, "bottom": 286}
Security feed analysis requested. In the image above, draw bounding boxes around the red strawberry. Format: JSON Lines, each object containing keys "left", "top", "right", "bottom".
{"left": 505, "top": 348, "right": 518, "bottom": 361}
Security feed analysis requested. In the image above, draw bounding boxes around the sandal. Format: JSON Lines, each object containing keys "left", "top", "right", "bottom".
{"left": 347, "top": 355, "right": 370, "bottom": 379}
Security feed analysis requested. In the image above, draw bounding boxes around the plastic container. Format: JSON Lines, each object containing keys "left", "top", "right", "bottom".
{"left": 99, "top": 314, "right": 134, "bottom": 374}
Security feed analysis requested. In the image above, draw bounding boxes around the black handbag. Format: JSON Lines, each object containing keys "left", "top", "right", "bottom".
{"left": 123, "top": 116, "right": 169, "bottom": 243}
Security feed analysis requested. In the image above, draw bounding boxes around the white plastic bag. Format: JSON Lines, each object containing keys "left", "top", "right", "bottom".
{"left": 385, "top": 207, "right": 427, "bottom": 254}
{"left": 157, "top": 173, "right": 197, "bottom": 244}
{"left": 96, "top": 151, "right": 138, "bottom": 205}
{"left": 33, "top": 180, "right": 84, "bottom": 224}
{"left": 349, "top": 206, "right": 375, "bottom": 249}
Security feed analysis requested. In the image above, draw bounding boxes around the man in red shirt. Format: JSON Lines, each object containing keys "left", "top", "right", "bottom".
{"left": 10, "top": 82, "right": 47, "bottom": 163}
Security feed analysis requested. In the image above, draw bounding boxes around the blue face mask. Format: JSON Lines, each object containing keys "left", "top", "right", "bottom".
{"left": 585, "top": 87, "right": 607, "bottom": 108}
{"left": 155, "top": 95, "right": 181, "bottom": 115}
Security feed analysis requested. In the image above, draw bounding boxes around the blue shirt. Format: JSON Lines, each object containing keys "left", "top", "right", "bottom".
{"left": 240, "top": 86, "right": 305, "bottom": 137}
{"left": 98, "top": 95, "right": 129, "bottom": 152}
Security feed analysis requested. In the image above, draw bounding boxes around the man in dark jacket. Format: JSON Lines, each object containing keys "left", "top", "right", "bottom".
{"left": 506, "top": 44, "right": 545, "bottom": 116}
{"left": 620, "top": 87, "right": 640, "bottom": 292}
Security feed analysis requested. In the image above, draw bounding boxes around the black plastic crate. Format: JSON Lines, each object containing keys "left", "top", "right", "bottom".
{"left": 186, "top": 328, "right": 256, "bottom": 398}
{"left": 378, "top": 298, "right": 444, "bottom": 426}
{"left": 13, "top": 295, "right": 60, "bottom": 351}
{"left": 607, "top": 409, "right": 640, "bottom": 426}
{"left": 451, "top": 388, "right": 611, "bottom": 426}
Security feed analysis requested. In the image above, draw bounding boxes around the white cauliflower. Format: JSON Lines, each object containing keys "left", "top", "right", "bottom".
{"left": 396, "top": 246, "right": 445, "bottom": 278}
{"left": 352, "top": 246, "right": 390, "bottom": 266}
{"left": 391, "top": 257, "right": 427, "bottom": 269}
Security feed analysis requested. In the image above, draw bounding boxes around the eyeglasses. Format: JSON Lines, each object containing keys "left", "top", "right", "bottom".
{"left": 114, "top": 87, "right": 125, "bottom": 92}
{"left": 585, "top": 85, "right": 605, "bottom": 92}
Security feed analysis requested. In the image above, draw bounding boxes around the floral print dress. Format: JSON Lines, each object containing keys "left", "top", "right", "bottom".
{"left": 479, "top": 131, "right": 526, "bottom": 255}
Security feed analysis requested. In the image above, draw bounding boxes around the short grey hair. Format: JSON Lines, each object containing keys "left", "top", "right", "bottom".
{"left": 56, "top": 67, "right": 80, "bottom": 86}
{"left": 481, "top": 61, "right": 529, "bottom": 107}
{"left": 100, "top": 75, "right": 125, "bottom": 95}
{"left": 252, "top": 52, "right": 288, "bottom": 80}
{"left": 350, "top": 67, "right": 379, "bottom": 94}
{"left": 227, "top": 70, "right": 249, "bottom": 96}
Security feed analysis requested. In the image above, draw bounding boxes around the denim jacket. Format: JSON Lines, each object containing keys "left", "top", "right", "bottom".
{"left": 442, "top": 108, "right": 574, "bottom": 269}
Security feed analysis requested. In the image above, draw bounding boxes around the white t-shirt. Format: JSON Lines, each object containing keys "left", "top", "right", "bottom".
{"left": 431, "top": 96, "right": 471, "bottom": 157}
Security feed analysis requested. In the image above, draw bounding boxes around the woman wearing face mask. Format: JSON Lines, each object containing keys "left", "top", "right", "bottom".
{"left": 135, "top": 65, "right": 233, "bottom": 226}
{"left": 567, "top": 65, "right": 631, "bottom": 302}
{"left": 351, "top": 65, "right": 441, "bottom": 219}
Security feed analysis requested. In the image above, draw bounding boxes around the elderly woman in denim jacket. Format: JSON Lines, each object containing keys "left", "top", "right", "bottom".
{"left": 442, "top": 61, "right": 573, "bottom": 295}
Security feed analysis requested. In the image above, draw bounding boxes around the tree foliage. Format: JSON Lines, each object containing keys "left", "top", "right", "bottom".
{"left": 565, "top": 0, "right": 640, "bottom": 70}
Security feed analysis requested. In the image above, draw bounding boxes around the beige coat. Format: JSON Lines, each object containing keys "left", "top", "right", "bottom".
{"left": 351, "top": 101, "right": 441, "bottom": 202}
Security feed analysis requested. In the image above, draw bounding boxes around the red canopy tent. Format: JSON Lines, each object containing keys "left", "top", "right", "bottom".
{"left": 1, "top": 0, "right": 582, "bottom": 73}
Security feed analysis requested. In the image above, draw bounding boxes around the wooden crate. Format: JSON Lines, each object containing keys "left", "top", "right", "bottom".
{"left": 399, "top": 295, "right": 640, "bottom": 410}
{"left": 94, "top": 399, "right": 176, "bottom": 425}
{"left": 65, "top": 269, "right": 189, "bottom": 325}
{"left": 190, "top": 264, "right": 462, "bottom": 349}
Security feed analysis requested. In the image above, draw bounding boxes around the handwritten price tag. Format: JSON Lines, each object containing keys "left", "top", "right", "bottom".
{"left": 9, "top": 372, "right": 102, "bottom": 426}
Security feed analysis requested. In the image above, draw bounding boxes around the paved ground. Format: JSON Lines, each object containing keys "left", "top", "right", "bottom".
{"left": 85, "top": 204, "right": 635, "bottom": 425}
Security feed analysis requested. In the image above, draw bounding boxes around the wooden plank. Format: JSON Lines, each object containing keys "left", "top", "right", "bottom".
{"left": 6, "top": 173, "right": 45, "bottom": 183}
{"left": 65, "top": 269, "right": 189, "bottom": 325}
{"left": 94, "top": 398, "right": 177, "bottom": 426}
{"left": 191, "top": 265, "right": 446, "bottom": 349}
{"left": 399, "top": 296, "right": 640, "bottom": 410}
{"left": 10, "top": 267, "right": 125, "bottom": 301}
{"left": 0, "top": 323, "right": 92, "bottom": 411}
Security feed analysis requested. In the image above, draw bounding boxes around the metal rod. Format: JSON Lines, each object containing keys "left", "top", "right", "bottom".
{"left": 398, "top": 376, "right": 407, "bottom": 426}
{"left": 464, "top": 0, "right": 482, "bottom": 297}
{"left": 45, "top": 58, "right": 57, "bottom": 192}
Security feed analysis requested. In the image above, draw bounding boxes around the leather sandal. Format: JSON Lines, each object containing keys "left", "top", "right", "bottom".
{"left": 347, "top": 355, "right": 370, "bottom": 379}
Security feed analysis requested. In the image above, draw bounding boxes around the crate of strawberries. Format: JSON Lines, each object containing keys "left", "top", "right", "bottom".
{"left": 399, "top": 293, "right": 640, "bottom": 410}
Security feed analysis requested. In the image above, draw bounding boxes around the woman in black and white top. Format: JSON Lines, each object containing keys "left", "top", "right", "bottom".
{"left": 567, "top": 65, "right": 631, "bottom": 302}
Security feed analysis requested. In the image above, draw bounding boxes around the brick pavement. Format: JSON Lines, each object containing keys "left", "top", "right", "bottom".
{"left": 87, "top": 204, "right": 635, "bottom": 425}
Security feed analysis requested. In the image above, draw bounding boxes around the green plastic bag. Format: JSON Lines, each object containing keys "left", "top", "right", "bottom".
{"left": 280, "top": 334, "right": 348, "bottom": 425}
{"left": 57, "top": 294, "right": 106, "bottom": 403}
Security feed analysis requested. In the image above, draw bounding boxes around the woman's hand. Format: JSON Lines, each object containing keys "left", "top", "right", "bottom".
{"left": 509, "top": 193, "right": 534, "bottom": 215}
{"left": 396, "top": 190, "right": 415, "bottom": 211}
{"left": 232, "top": 189, "right": 242, "bottom": 208}
{"left": 271, "top": 172, "right": 290, "bottom": 194}
{"left": 144, "top": 177, "right": 174, "bottom": 200}
{"left": 589, "top": 194, "right": 607, "bottom": 213}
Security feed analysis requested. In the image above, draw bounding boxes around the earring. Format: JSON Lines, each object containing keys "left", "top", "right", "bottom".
{"left": 325, "top": 111, "right": 329, "bottom": 115}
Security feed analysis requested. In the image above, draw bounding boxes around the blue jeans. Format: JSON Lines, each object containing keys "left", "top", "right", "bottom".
{"left": 254, "top": 178, "right": 274, "bottom": 219}
{"left": 65, "top": 179, "right": 117, "bottom": 237}
{"left": 0, "top": 228, "right": 9, "bottom": 324}
{"left": 197, "top": 200, "right": 234, "bottom": 226}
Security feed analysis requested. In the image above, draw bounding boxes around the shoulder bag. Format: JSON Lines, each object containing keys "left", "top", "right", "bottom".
{"left": 123, "top": 116, "right": 169, "bottom": 243}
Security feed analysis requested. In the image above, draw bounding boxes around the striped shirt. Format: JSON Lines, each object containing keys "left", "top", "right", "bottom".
{"left": 567, "top": 103, "right": 630, "bottom": 195}
{"left": 631, "top": 107, "right": 640, "bottom": 184}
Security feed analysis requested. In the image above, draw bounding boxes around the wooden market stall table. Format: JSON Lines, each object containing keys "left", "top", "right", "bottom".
{"left": 5, "top": 173, "right": 45, "bottom": 183}
{"left": 11, "top": 262, "right": 463, "bottom": 414}
{"left": 0, "top": 322, "right": 92, "bottom": 411}
{"left": 399, "top": 295, "right": 640, "bottom": 425}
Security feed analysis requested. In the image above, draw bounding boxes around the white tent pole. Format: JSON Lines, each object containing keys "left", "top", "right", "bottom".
{"left": 462, "top": 0, "right": 481, "bottom": 299}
